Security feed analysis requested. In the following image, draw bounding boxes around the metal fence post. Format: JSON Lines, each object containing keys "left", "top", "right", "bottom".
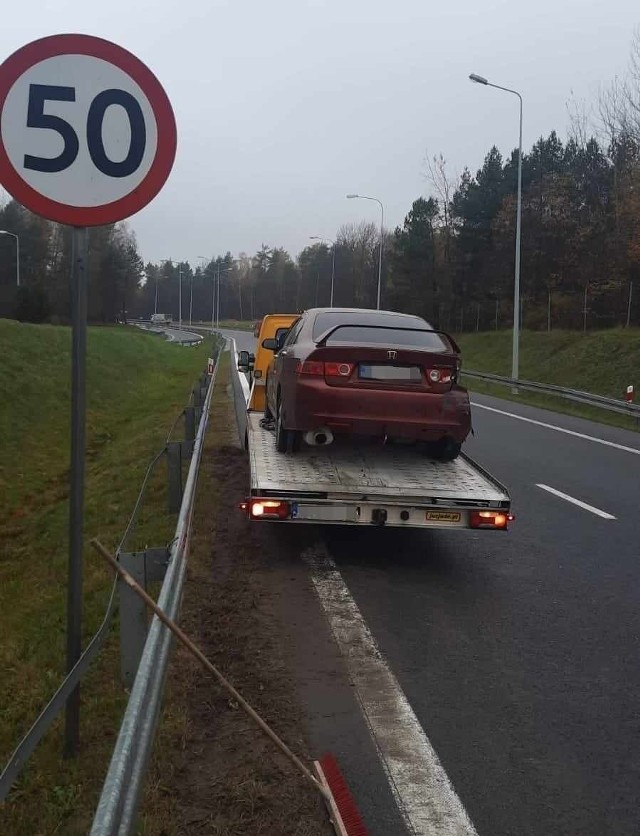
{"left": 166, "top": 442, "right": 183, "bottom": 513}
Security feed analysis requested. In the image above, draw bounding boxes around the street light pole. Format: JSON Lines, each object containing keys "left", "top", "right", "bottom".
{"left": 197, "top": 256, "right": 213, "bottom": 329}
{"left": 310, "top": 236, "right": 336, "bottom": 306}
{"left": 346, "top": 194, "right": 384, "bottom": 309}
{"left": 216, "top": 265, "right": 237, "bottom": 329}
{"left": 0, "top": 230, "right": 20, "bottom": 286}
{"left": 469, "top": 73, "right": 523, "bottom": 388}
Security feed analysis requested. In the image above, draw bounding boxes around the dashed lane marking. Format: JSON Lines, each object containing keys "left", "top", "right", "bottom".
{"left": 536, "top": 484, "right": 616, "bottom": 519}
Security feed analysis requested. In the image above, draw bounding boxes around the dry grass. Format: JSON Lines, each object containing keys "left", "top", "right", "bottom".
{"left": 141, "top": 355, "right": 332, "bottom": 836}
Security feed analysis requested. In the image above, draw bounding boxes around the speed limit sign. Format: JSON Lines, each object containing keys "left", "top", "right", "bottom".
{"left": 0, "top": 34, "right": 177, "bottom": 225}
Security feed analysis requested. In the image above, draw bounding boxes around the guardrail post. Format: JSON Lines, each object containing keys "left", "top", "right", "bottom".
{"left": 166, "top": 441, "right": 183, "bottom": 513}
{"left": 184, "top": 406, "right": 196, "bottom": 445}
{"left": 118, "top": 552, "right": 148, "bottom": 688}
{"left": 119, "top": 549, "right": 169, "bottom": 687}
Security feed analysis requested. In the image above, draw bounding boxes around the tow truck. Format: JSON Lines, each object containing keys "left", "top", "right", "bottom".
{"left": 231, "top": 314, "right": 512, "bottom": 530}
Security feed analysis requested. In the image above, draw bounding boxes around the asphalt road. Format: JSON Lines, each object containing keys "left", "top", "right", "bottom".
{"left": 221, "top": 327, "right": 255, "bottom": 353}
{"left": 162, "top": 325, "right": 204, "bottom": 344}
{"left": 223, "top": 329, "right": 640, "bottom": 835}
{"left": 324, "top": 397, "right": 640, "bottom": 836}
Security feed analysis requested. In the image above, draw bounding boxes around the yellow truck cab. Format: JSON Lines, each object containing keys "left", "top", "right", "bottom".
{"left": 245, "top": 313, "right": 298, "bottom": 412}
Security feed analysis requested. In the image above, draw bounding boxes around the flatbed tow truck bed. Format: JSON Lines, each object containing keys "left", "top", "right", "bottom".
{"left": 245, "top": 413, "right": 511, "bottom": 529}
{"left": 228, "top": 332, "right": 512, "bottom": 530}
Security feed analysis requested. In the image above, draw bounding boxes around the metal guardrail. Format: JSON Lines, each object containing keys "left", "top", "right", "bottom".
{"left": 89, "top": 342, "right": 224, "bottom": 835}
{"left": 134, "top": 321, "right": 204, "bottom": 346}
{"left": 463, "top": 369, "right": 640, "bottom": 419}
{"left": 229, "top": 338, "right": 251, "bottom": 448}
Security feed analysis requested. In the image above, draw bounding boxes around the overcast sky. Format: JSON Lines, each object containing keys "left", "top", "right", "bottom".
{"left": 2, "top": 0, "right": 638, "bottom": 265}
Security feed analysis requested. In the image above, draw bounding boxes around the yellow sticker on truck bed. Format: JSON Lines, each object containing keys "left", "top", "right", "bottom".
{"left": 425, "top": 511, "right": 461, "bottom": 522}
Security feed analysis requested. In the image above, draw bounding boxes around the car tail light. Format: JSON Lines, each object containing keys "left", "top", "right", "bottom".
{"left": 470, "top": 510, "right": 513, "bottom": 529}
{"left": 247, "top": 499, "right": 291, "bottom": 520}
{"left": 297, "top": 361, "right": 353, "bottom": 377}
{"left": 325, "top": 362, "right": 353, "bottom": 377}
{"left": 297, "top": 360, "right": 324, "bottom": 376}
{"left": 427, "top": 367, "right": 453, "bottom": 384}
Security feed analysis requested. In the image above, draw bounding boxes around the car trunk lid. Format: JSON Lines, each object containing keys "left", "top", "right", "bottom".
{"left": 301, "top": 346, "right": 459, "bottom": 391}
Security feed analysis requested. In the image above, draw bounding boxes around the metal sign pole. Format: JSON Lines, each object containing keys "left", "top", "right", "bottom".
{"left": 65, "top": 225, "right": 88, "bottom": 757}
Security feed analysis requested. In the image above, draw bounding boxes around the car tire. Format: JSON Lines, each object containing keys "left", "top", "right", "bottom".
{"left": 429, "top": 438, "right": 462, "bottom": 461}
{"left": 275, "top": 399, "right": 299, "bottom": 453}
{"left": 264, "top": 394, "right": 274, "bottom": 422}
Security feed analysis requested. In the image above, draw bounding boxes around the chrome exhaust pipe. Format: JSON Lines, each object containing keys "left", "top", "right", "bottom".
{"left": 303, "top": 427, "right": 334, "bottom": 446}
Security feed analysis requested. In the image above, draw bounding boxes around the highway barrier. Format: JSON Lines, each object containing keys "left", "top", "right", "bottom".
{"left": 464, "top": 369, "right": 640, "bottom": 420}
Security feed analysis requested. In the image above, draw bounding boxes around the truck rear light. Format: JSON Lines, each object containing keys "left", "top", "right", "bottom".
{"left": 297, "top": 360, "right": 324, "bottom": 376}
{"left": 325, "top": 362, "right": 353, "bottom": 377}
{"left": 470, "top": 510, "right": 512, "bottom": 529}
{"left": 249, "top": 499, "right": 291, "bottom": 520}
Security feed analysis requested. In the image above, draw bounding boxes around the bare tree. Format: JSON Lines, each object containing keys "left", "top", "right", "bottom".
{"left": 566, "top": 90, "right": 592, "bottom": 148}
{"left": 597, "top": 29, "right": 640, "bottom": 144}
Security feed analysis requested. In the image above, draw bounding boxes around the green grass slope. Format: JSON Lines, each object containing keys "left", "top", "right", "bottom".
{"left": 0, "top": 320, "right": 210, "bottom": 834}
{"left": 456, "top": 328, "right": 640, "bottom": 430}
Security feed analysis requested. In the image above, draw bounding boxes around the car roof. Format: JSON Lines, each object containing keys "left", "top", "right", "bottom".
{"left": 304, "top": 307, "right": 426, "bottom": 320}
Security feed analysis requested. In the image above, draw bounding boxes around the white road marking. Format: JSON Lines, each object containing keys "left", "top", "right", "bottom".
{"left": 472, "top": 402, "right": 640, "bottom": 456}
{"left": 536, "top": 484, "right": 616, "bottom": 519}
{"left": 304, "top": 545, "right": 477, "bottom": 836}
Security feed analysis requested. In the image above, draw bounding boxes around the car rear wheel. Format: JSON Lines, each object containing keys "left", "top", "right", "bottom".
{"left": 275, "top": 399, "right": 299, "bottom": 453}
{"left": 264, "top": 393, "right": 274, "bottom": 422}
{"left": 429, "top": 438, "right": 462, "bottom": 461}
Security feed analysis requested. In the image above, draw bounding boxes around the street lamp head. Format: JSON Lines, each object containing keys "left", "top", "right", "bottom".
{"left": 469, "top": 73, "right": 488, "bottom": 85}
{"left": 346, "top": 194, "right": 359, "bottom": 199}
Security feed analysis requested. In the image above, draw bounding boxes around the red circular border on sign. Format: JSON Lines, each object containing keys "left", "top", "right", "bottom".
{"left": 0, "top": 34, "right": 177, "bottom": 226}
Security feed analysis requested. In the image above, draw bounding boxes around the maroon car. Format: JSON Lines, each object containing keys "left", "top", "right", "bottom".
{"left": 263, "top": 308, "right": 472, "bottom": 459}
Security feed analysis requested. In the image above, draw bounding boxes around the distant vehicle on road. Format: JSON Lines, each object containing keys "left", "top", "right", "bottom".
{"left": 263, "top": 307, "right": 472, "bottom": 459}
{"left": 151, "top": 313, "right": 173, "bottom": 325}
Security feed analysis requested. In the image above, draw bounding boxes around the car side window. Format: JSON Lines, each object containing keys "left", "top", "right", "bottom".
{"left": 283, "top": 318, "right": 303, "bottom": 347}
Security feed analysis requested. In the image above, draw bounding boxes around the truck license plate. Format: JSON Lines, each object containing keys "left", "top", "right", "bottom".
{"left": 425, "top": 511, "right": 461, "bottom": 523}
{"left": 291, "top": 503, "right": 357, "bottom": 522}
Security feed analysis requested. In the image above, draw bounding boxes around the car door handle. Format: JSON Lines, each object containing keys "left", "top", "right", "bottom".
{"left": 279, "top": 351, "right": 288, "bottom": 357}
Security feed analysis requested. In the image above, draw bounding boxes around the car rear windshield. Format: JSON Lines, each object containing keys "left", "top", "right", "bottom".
{"left": 312, "top": 312, "right": 448, "bottom": 350}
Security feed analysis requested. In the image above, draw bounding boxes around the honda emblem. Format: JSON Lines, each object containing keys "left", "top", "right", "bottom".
{"left": 387, "top": 350, "right": 397, "bottom": 360}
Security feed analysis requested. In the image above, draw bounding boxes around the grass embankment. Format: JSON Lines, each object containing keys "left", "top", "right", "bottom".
{"left": 457, "top": 328, "right": 640, "bottom": 431}
{"left": 0, "top": 320, "right": 211, "bottom": 835}
{"left": 218, "top": 319, "right": 254, "bottom": 331}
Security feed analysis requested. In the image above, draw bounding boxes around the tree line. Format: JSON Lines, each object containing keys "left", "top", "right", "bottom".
{"left": 2, "top": 35, "right": 640, "bottom": 331}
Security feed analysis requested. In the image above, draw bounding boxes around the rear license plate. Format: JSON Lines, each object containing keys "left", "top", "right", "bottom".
{"left": 359, "top": 364, "right": 420, "bottom": 381}
{"left": 291, "top": 503, "right": 358, "bottom": 522}
{"left": 425, "top": 511, "right": 461, "bottom": 523}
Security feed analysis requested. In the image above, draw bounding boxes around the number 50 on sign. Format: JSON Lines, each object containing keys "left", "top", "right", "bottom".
{"left": 0, "top": 34, "right": 176, "bottom": 226}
